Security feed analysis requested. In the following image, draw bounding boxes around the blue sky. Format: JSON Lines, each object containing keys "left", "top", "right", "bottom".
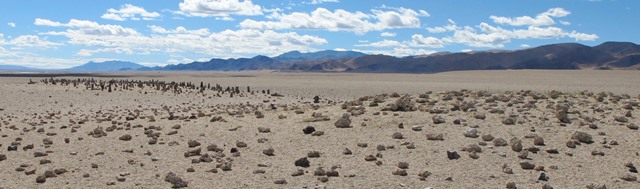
{"left": 0, "top": 0, "right": 638, "bottom": 68}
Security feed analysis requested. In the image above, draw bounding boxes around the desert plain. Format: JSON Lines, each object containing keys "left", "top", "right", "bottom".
{"left": 0, "top": 70, "right": 639, "bottom": 189}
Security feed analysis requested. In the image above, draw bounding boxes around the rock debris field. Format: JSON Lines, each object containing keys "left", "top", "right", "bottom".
{"left": 0, "top": 72, "right": 639, "bottom": 189}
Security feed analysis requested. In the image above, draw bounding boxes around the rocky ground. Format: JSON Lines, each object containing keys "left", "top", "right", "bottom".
{"left": 0, "top": 72, "right": 639, "bottom": 189}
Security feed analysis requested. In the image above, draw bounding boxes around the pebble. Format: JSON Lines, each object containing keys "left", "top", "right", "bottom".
{"left": 519, "top": 161, "right": 535, "bottom": 169}
{"left": 334, "top": 113, "right": 352, "bottom": 128}
{"left": 274, "top": 178, "right": 287, "bottom": 184}
{"left": 463, "top": 128, "right": 478, "bottom": 138}
{"left": 36, "top": 175, "right": 46, "bottom": 183}
{"left": 263, "top": 148, "right": 275, "bottom": 156}
{"left": 533, "top": 136, "right": 545, "bottom": 146}
{"left": 303, "top": 126, "right": 316, "bottom": 134}
{"left": 447, "top": 151, "right": 460, "bottom": 160}
{"left": 392, "top": 132, "right": 404, "bottom": 139}
{"left": 343, "top": 148, "right": 352, "bottom": 155}
{"left": 119, "top": 134, "right": 132, "bottom": 141}
{"left": 398, "top": 162, "right": 409, "bottom": 169}
{"left": 571, "top": 131, "right": 593, "bottom": 143}
{"left": 294, "top": 157, "right": 310, "bottom": 167}
{"left": 481, "top": 134, "right": 494, "bottom": 141}
{"left": 291, "top": 169, "right": 304, "bottom": 176}
{"left": 510, "top": 138, "right": 523, "bottom": 152}
{"left": 257, "top": 127, "right": 271, "bottom": 133}
{"left": 426, "top": 133, "right": 444, "bottom": 141}
{"left": 165, "top": 172, "right": 188, "bottom": 188}
{"left": 493, "top": 138, "right": 508, "bottom": 146}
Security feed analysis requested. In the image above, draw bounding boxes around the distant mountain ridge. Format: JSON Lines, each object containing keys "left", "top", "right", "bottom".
{"left": 67, "top": 61, "right": 146, "bottom": 71}
{"left": 2, "top": 41, "right": 639, "bottom": 73}
{"left": 151, "top": 41, "right": 640, "bottom": 73}
{"left": 0, "top": 65, "right": 41, "bottom": 71}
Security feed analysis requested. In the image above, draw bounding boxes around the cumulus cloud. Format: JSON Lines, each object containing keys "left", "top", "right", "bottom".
{"left": 101, "top": 4, "right": 160, "bottom": 21}
{"left": 4, "top": 35, "right": 63, "bottom": 48}
{"left": 420, "top": 8, "right": 597, "bottom": 48}
{"left": 380, "top": 32, "right": 396, "bottom": 37}
{"left": 35, "top": 18, "right": 139, "bottom": 37}
{"left": 411, "top": 34, "right": 444, "bottom": 48}
{"left": 7, "top": 22, "right": 16, "bottom": 27}
{"left": 489, "top": 7, "right": 570, "bottom": 26}
{"left": 35, "top": 18, "right": 327, "bottom": 58}
{"left": 308, "top": 0, "right": 339, "bottom": 4}
{"left": 148, "top": 25, "right": 210, "bottom": 36}
{"left": 240, "top": 7, "right": 425, "bottom": 34}
{"left": 178, "top": 0, "right": 263, "bottom": 18}
{"left": 354, "top": 47, "right": 436, "bottom": 57}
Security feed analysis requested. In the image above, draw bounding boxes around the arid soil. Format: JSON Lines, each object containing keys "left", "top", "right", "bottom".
{"left": 0, "top": 70, "right": 639, "bottom": 189}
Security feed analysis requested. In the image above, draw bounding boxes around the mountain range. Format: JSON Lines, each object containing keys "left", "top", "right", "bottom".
{"left": 150, "top": 41, "right": 640, "bottom": 73}
{"left": 1, "top": 41, "right": 639, "bottom": 73}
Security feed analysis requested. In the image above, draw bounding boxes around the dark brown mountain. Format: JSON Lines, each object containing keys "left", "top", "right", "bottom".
{"left": 147, "top": 41, "right": 639, "bottom": 72}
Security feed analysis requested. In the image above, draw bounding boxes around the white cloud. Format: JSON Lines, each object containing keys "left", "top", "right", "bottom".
{"left": 148, "top": 25, "right": 210, "bottom": 36}
{"left": 309, "top": 0, "right": 339, "bottom": 4}
{"left": 3, "top": 35, "right": 62, "bottom": 48}
{"left": 421, "top": 8, "right": 597, "bottom": 48}
{"left": 443, "top": 29, "right": 510, "bottom": 48}
{"left": 7, "top": 22, "right": 15, "bottom": 27}
{"left": 355, "top": 47, "right": 435, "bottom": 57}
{"left": 178, "top": 0, "right": 263, "bottom": 17}
{"left": 240, "top": 7, "right": 424, "bottom": 34}
{"left": 36, "top": 18, "right": 327, "bottom": 58}
{"left": 101, "top": 4, "right": 160, "bottom": 21}
{"left": 559, "top": 20, "right": 571, "bottom": 25}
{"left": 411, "top": 34, "right": 444, "bottom": 48}
{"left": 520, "top": 44, "right": 530, "bottom": 48}
{"left": 356, "top": 39, "right": 405, "bottom": 48}
{"left": 380, "top": 32, "right": 396, "bottom": 37}
{"left": 34, "top": 18, "right": 63, "bottom": 27}
{"left": 490, "top": 7, "right": 570, "bottom": 26}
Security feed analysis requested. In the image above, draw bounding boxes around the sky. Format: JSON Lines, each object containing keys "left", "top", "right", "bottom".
{"left": 0, "top": 0, "right": 638, "bottom": 69}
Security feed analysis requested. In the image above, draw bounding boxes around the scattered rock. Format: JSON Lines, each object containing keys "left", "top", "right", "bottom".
{"left": 119, "top": 134, "right": 132, "bottom": 141}
{"left": 538, "top": 172, "right": 549, "bottom": 181}
{"left": 392, "top": 169, "right": 408, "bottom": 176}
{"left": 291, "top": 169, "right": 304, "bottom": 176}
{"left": 294, "top": 157, "right": 310, "bottom": 167}
{"left": 343, "top": 148, "right": 352, "bottom": 155}
{"left": 463, "top": 128, "right": 478, "bottom": 138}
{"left": 364, "top": 155, "right": 377, "bottom": 161}
{"left": 274, "top": 179, "right": 287, "bottom": 184}
{"left": 187, "top": 140, "right": 201, "bottom": 148}
{"left": 257, "top": 127, "right": 271, "bottom": 133}
{"left": 447, "top": 151, "right": 460, "bottom": 160}
{"left": 334, "top": 113, "right": 352, "bottom": 128}
{"left": 533, "top": 136, "right": 545, "bottom": 146}
{"left": 165, "top": 172, "right": 188, "bottom": 188}
{"left": 303, "top": 126, "right": 316, "bottom": 134}
{"left": 481, "top": 134, "right": 494, "bottom": 141}
{"left": 398, "top": 162, "right": 409, "bottom": 169}
{"left": 566, "top": 140, "right": 577, "bottom": 148}
{"left": 555, "top": 103, "right": 570, "bottom": 123}
{"left": 510, "top": 138, "right": 523, "bottom": 152}
{"left": 263, "top": 148, "right": 275, "bottom": 156}
{"left": 519, "top": 161, "right": 535, "bottom": 169}
{"left": 432, "top": 115, "right": 445, "bottom": 124}
{"left": 392, "top": 132, "right": 404, "bottom": 139}
{"left": 307, "top": 151, "right": 321, "bottom": 158}
{"left": 571, "top": 131, "right": 593, "bottom": 143}
{"left": 426, "top": 133, "right": 444, "bottom": 141}
{"left": 493, "top": 138, "right": 508, "bottom": 146}
{"left": 36, "top": 175, "right": 46, "bottom": 183}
